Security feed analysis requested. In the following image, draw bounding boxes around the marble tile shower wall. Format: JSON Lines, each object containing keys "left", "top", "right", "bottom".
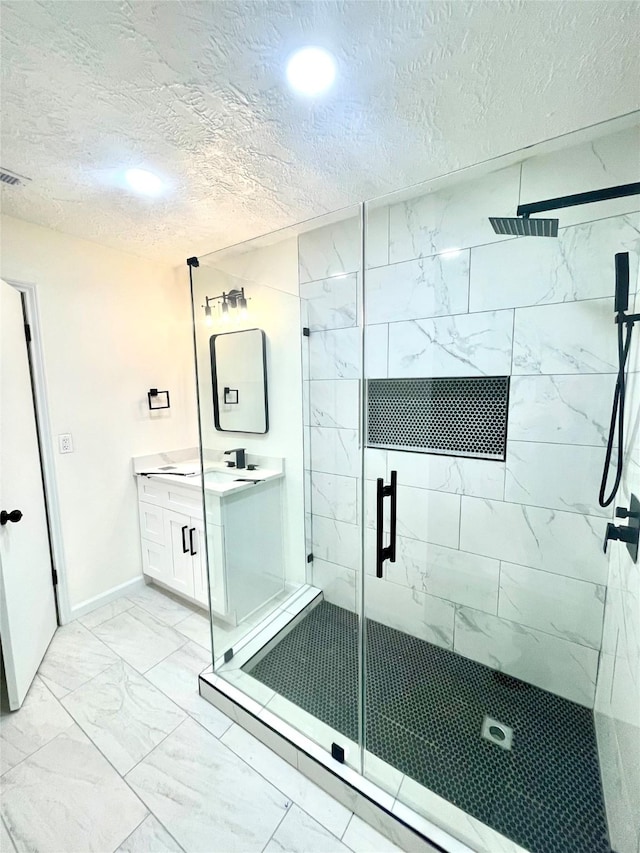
{"left": 299, "top": 126, "right": 640, "bottom": 709}
{"left": 594, "top": 281, "right": 640, "bottom": 853}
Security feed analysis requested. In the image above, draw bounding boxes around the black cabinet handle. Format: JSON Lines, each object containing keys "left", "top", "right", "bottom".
{"left": 375, "top": 470, "right": 397, "bottom": 578}
{"left": 189, "top": 527, "right": 196, "bottom": 556}
{"left": 181, "top": 525, "right": 189, "bottom": 554}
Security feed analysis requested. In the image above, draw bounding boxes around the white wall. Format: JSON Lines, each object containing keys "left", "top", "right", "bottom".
{"left": 0, "top": 215, "right": 198, "bottom": 616}
{"left": 191, "top": 238, "right": 306, "bottom": 591}
{"left": 300, "top": 123, "right": 640, "bottom": 708}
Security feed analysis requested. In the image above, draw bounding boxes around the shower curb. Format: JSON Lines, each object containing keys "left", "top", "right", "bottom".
{"left": 199, "top": 670, "right": 469, "bottom": 853}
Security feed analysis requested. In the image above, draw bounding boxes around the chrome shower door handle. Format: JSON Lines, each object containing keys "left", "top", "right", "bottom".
{"left": 375, "top": 470, "right": 397, "bottom": 578}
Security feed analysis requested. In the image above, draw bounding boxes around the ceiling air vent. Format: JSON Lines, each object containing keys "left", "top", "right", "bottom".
{"left": 0, "top": 168, "right": 31, "bottom": 187}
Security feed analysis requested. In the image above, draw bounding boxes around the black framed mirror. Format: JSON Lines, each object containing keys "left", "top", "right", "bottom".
{"left": 210, "top": 328, "right": 269, "bottom": 434}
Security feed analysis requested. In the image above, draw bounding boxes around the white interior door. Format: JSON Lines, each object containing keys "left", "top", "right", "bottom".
{"left": 0, "top": 280, "right": 57, "bottom": 709}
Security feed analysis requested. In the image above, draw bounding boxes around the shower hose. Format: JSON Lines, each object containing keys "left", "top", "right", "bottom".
{"left": 599, "top": 316, "right": 634, "bottom": 508}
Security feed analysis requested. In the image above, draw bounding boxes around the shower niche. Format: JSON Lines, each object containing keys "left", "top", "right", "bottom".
{"left": 367, "top": 375, "right": 509, "bottom": 460}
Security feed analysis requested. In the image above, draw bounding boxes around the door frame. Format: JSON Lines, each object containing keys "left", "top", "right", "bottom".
{"left": 5, "top": 278, "right": 70, "bottom": 624}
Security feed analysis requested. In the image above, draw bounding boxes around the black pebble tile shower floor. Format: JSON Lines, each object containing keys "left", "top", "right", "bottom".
{"left": 245, "top": 601, "right": 611, "bottom": 853}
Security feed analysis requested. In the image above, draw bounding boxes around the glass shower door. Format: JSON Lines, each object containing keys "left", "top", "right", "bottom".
{"left": 192, "top": 207, "right": 368, "bottom": 774}
{"left": 360, "top": 137, "right": 629, "bottom": 853}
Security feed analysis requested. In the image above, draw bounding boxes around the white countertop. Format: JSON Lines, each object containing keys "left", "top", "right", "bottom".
{"left": 136, "top": 462, "right": 284, "bottom": 497}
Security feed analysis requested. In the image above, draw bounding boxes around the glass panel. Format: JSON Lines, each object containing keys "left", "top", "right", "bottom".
{"left": 191, "top": 206, "right": 366, "bottom": 771}
{"left": 361, "top": 121, "right": 640, "bottom": 853}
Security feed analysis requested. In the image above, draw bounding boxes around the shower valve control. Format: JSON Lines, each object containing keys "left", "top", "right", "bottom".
{"left": 603, "top": 495, "right": 639, "bottom": 563}
{"left": 615, "top": 506, "right": 638, "bottom": 519}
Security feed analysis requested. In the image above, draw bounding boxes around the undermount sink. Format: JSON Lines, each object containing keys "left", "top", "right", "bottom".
{"left": 201, "top": 466, "right": 283, "bottom": 496}
{"left": 203, "top": 469, "right": 241, "bottom": 484}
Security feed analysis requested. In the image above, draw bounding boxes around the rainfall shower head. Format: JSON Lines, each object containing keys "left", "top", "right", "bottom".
{"left": 489, "top": 182, "right": 640, "bottom": 240}
{"left": 489, "top": 216, "right": 559, "bottom": 237}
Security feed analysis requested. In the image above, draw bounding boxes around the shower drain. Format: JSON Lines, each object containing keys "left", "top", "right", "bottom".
{"left": 481, "top": 715, "right": 514, "bottom": 750}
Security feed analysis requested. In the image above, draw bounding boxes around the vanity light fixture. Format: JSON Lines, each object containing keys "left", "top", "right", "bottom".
{"left": 203, "top": 288, "right": 249, "bottom": 326}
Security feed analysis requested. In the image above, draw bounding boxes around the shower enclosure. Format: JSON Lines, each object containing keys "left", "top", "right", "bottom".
{"left": 191, "top": 119, "right": 640, "bottom": 853}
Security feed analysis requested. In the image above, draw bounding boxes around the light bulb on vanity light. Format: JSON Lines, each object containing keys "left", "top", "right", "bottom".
{"left": 238, "top": 293, "right": 248, "bottom": 320}
{"left": 204, "top": 303, "right": 213, "bottom": 326}
{"left": 221, "top": 299, "right": 230, "bottom": 323}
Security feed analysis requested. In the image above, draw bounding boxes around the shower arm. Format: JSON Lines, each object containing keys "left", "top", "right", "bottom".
{"left": 516, "top": 181, "right": 640, "bottom": 218}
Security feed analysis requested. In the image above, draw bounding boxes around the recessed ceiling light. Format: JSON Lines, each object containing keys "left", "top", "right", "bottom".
{"left": 286, "top": 47, "right": 336, "bottom": 96}
{"left": 125, "top": 168, "right": 164, "bottom": 196}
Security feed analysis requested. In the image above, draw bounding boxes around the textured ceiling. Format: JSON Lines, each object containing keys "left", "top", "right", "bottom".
{"left": 1, "top": 0, "right": 639, "bottom": 264}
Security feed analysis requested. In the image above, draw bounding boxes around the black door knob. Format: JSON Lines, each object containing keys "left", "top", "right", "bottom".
{"left": 0, "top": 509, "right": 23, "bottom": 526}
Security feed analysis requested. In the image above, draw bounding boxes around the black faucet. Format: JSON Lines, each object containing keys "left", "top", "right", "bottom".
{"left": 224, "top": 448, "right": 246, "bottom": 470}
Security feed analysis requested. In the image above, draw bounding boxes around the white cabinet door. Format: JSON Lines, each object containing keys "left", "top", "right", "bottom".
{"left": 138, "top": 501, "right": 165, "bottom": 545}
{"left": 164, "top": 510, "right": 196, "bottom": 598}
{"left": 190, "top": 518, "right": 208, "bottom": 608}
{"left": 141, "top": 539, "right": 167, "bottom": 582}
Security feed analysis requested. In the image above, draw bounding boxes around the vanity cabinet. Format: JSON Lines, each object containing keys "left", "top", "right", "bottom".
{"left": 136, "top": 478, "right": 224, "bottom": 612}
{"left": 135, "top": 470, "right": 284, "bottom": 624}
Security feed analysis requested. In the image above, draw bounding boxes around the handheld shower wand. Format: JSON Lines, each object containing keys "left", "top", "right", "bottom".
{"left": 599, "top": 252, "right": 637, "bottom": 508}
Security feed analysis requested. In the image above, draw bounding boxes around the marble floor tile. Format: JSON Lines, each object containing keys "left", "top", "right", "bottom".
{"left": 38, "top": 621, "right": 119, "bottom": 698}
{"left": 78, "top": 596, "right": 134, "bottom": 630}
{"left": 0, "top": 817, "right": 14, "bottom": 852}
{"left": 128, "top": 584, "right": 197, "bottom": 627}
{"left": 145, "top": 642, "right": 232, "bottom": 738}
{"left": 116, "top": 815, "right": 183, "bottom": 853}
{"left": 92, "top": 606, "right": 188, "bottom": 673}
{"left": 0, "top": 676, "right": 73, "bottom": 775}
{"left": 342, "top": 814, "right": 404, "bottom": 852}
{"left": 126, "top": 718, "right": 290, "bottom": 853}
{"left": 0, "top": 724, "right": 147, "bottom": 853}
{"left": 174, "top": 610, "right": 212, "bottom": 651}
{"left": 221, "top": 723, "right": 352, "bottom": 838}
{"left": 61, "top": 659, "right": 186, "bottom": 774}
{"left": 264, "top": 804, "right": 349, "bottom": 853}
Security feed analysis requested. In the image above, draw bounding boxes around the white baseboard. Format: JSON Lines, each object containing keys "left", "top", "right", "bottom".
{"left": 68, "top": 575, "right": 147, "bottom": 622}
